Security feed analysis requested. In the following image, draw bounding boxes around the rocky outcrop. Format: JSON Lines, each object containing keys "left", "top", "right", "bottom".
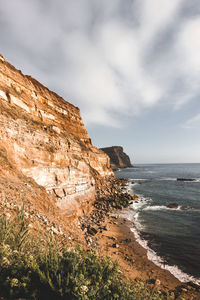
{"left": 177, "top": 178, "right": 195, "bottom": 182}
{"left": 100, "top": 146, "right": 132, "bottom": 170}
{"left": 0, "top": 54, "right": 113, "bottom": 217}
{"left": 167, "top": 203, "right": 179, "bottom": 209}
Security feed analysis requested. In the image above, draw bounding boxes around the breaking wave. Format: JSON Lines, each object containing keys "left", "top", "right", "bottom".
{"left": 130, "top": 225, "right": 200, "bottom": 285}
{"left": 143, "top": 205, "right": 181, "bottom": 211}
{"left": 120, "top": 191, "right": 200, "bottom": 285}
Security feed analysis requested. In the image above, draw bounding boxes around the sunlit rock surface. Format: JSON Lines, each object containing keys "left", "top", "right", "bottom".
{"left": 0, "top": 54, "right": 113, "bottom": 216}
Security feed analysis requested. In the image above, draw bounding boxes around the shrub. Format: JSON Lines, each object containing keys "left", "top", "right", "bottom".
{"left": 0, "top": 206, "right": 167, "bottom": 299}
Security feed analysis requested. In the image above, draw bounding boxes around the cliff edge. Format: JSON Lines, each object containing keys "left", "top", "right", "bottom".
{"left": 100, "top": 146, "right": 132, "bottom": 170}
{"left": 0, "top": 54, "right": 113, "bottom": 217}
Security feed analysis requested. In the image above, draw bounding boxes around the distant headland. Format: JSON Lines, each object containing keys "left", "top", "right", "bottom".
{"left": 100, "top": 146, "right": 133, "bottom": 170}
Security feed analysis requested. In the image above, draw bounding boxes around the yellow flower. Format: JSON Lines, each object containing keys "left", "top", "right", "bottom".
{"left": 10, "top": 278, "right": 19, "bottom": 287}
{"left": 2, "top": 257, "right": 10, "bottom": 266}
{"left": 80, "top": 285, "right": 88, "bottom": 294}
{"left": 3, "top": 243, "right": 11, "bottom": 252}
{"left": 13, "top": 250, "right": 18, "bottom": 255}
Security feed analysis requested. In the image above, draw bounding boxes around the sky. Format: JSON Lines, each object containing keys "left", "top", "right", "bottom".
{"left": 0, "top": 0, "right": 200, "bottom": 163}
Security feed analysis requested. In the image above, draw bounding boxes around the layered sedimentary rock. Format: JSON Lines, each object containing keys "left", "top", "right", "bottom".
{"left": 0, "top": 54, "right": 113, "bottom": 216}
{"left": 100, "top": 146, "right": 132, "bottom": 170}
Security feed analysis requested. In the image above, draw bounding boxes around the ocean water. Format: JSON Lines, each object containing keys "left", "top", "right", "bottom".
{"left": 115, "top": 164, "right": 200, "bottom": 284}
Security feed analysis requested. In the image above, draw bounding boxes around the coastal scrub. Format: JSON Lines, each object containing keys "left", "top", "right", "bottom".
{"left": 0, "top": 206, "right": 168, "bottom": 299}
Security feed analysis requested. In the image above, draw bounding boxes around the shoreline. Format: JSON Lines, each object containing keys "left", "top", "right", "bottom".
{"left": 96, "top": 213, "right": 180, "bottom": 290}
{"left": 95, "top": 212, "right": 200, "bottom": 298}
{"left": 122, "top": 191, "right": 200, "bottom": 286}
{"left": 121, "top": 180, "right": 200, "bottom": 286}
{"left": 92, "top": 178, "right": 200, "bottom": 298}
{"left": 80, "top": 176, "right": 200, "bottom": 298}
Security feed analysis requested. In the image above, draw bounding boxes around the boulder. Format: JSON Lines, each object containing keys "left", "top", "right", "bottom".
{"left": 167, "top": 203, "right": 179, "bottom": 209}
{"left": 87, "top": 226, "right": 98, "bottom": 236}
{"left": 112, "top": 243, "right": 119, "bottom": 248}
{"left": 177, "top": 178, "right": 195, "bottom": 182}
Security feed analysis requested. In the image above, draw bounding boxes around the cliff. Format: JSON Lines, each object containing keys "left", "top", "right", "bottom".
{"left": 100, "top": 146, "right": 132, "bottom": 170}
{"left": 0, "top": 55, "right": 197, "bottom": 300}
{"left": 0, "top": 54, "right": 113, "bottom": 217}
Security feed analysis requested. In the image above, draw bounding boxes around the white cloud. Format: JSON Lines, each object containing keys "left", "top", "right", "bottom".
{"left": 138, "top": 0, "right": 183, "bottom": 45}
{"left": 1, "top": 0, "right": 200, "bottom": 127}
{"left": 98, "top": 21, "right": 162, "bottom": 110}
{"left": 182, "top": 114, "right": 200, "bottom": 129}
{"left": 0, "top": 1, "right": 62, "bottom": 53}
{"left": 171, "top": 17, "right": 200, "bottom": 109}
{"left": 178, "top": 18, "right": 200, "bottom": 70}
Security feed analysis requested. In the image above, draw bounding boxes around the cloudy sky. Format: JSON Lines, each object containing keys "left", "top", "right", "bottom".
{"left": 0, "top": 0, "right": 200, "bottom": 163}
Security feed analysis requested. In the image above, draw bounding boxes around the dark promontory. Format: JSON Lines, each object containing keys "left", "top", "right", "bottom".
{"left": 100, "top": 146, "right": 133, "bottom": 170}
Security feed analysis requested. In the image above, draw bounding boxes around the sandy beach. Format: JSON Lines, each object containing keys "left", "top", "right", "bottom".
{"left": 95, "top": 213, "right": 200, "bottom": 299}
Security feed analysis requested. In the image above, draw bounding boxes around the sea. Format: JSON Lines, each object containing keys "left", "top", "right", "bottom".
{"left": 115, "top": 163, "right": 200, "bottom": 284}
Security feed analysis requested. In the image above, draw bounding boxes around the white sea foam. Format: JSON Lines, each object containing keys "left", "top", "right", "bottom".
{"left": 120, "top": 193, "right": 150, "bottom": 230}
{"left": 130, "top": 193, "right": 151, "bottom": 209}
{"left": 121, "top": 195, "right": 200, "bottom": 284}
{"left": 124, "top": 181, "right": 134, "bottom": 193}
{"left": 143, "top": 205, "right": 200, "bottom": 212}
{"left": 158, "top": 177, "right": 177, "bottom": 181}
{"left": 131, "top": 179, "right": 149, "bottom": 181}
{"left": 118, "top": 178, "right": 200, "bottom": 285}
{"left": 130, "top": 201, "right": 147, "bottom": 211}
{"left": 130, "top": 225, "right": 200, "bottom": 285}
{"left": 143, "top": 205, "right": 181, "bottom": 211}
{"left": 143, "top": 205, "right": 167, "bottom": 211}
{"left": 193, "top": 178, "right": 200, "bottom": 182}
{"left": 120, "top": 185, "right": 200, "bottom": 284}
{"left": 131, "top": 182, "right": 139, "bottom": 187}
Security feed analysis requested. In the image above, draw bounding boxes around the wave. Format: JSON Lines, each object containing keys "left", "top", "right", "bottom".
{"left": 192, "top": 179, "right": 200, "bottom": 183}
{"left": 120, "top": 195, "right": 150, "bottom": 223}
{"left": 129, "top": 178, "right": 178, "bottom": 184}
{"left": 130, "top": 225, "right": 200, "bottom": 285}
{"left": 143, "top": 205, "right": 200, "bottom": 212}
{"left": 119, "top": 191, "right": 200, "bottom": 284}
{"left": 129, "top": 177, "right": 200, "bottom": 182}
{"left": 128, "top": 179, "right": 150, "bottom": 187}
{"left": 129, "top": 179, "right": 149, "bottom": 182}
{"left": 124, "top": 181, "right": 134, "bottom": 193}
{"left": 130, "top": 194, "right": 152, "bottom": 210}
{"left": 158, "top": 177, "right": 177, "bottom": 181}
{"left": 130, "top": 177, "right": 177, "bottom": 181}
{"left": 130, "top": 201, "right": 148, "bottom": 212}
{"left": 122, "top": 177, "right": 200, "bottom": 285}
{"left": 144, "top": 205, "right": 181, "bottom": 211}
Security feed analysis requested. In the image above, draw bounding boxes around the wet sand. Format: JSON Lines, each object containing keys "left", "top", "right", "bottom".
{"left": 96, "top": 214, "right": 180, "bottom": 292}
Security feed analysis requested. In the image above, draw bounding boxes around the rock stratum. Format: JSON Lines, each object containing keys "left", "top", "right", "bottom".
{"left": 0, "top": 54, "right": 113, "bottom": 217}
{"left": 100, "top": 146, "right": 132, "bottom": 170}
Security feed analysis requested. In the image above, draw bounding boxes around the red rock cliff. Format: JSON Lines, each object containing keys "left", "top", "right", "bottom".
{"left": 0, "top": 54, "right": 113, "bottom": 217}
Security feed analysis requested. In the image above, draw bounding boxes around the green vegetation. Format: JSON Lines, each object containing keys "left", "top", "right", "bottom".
{"left": 0, "top": 206, "right": 169, "bottom": 299}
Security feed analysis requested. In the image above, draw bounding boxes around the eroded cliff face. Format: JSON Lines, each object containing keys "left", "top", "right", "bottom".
{"left": 0, "top": 54, "right": 113, "bottom": 216}
{"left": 100, "top": 146, "right": 132, "bottom": 170}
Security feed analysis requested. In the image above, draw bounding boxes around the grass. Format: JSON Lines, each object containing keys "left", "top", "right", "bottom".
{"left": 0, "top": 206, "right": 170, "bottom": 299}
